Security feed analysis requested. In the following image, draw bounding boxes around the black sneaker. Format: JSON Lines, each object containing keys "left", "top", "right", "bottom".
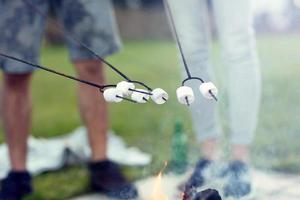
{"left": 188, "top": 189, "right": 222, "bottom": 200}
{"left": 0, "top": 171, "right": 33, "bottom": 200}
{"left": 222, "top": 161, "right": 252, "bottom": 198}
{"left": 183, "top": 159, "right": 213, "bottom": 195}
{"left": 179, "top": 159, "right": 216, "bottom": 199}
{"left": 88, "top": 160, "right": 138, "bottom": 199}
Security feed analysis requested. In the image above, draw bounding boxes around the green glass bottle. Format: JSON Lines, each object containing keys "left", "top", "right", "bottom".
{"left": 170, "top": 120, "right": 188, "bottom": 174}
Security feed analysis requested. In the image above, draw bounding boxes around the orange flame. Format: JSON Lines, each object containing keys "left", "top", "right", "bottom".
{"left": 149, "top": 161, "right": 169, "bottom": 200}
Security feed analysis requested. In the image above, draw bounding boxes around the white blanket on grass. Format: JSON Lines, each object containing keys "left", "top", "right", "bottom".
{"left": 0, "top": 127, "right": 152, "bottom": 179}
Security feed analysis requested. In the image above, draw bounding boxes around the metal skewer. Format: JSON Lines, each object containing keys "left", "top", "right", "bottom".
{"left": 164, "top": 0, "right": 218, "bottom": 103}
{"left": 116, "top": 95, "right": 137, "bottom": 103}
{"left": 129, "top": 88, "right": 152, "bottom": 95}
{"left": 209, "top": 90, "right": 218, "bottom": 101}
{"left": 143, "top": 97, "right": 149, "bottom": 102}
{"left": 0, "top": 52, "right": 136, "bottom": 103}
{"left": 185, "top": 97, "right": 190, "bottom": 106}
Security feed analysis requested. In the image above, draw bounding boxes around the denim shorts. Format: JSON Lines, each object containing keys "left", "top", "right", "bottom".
{"left": 0, "top": 0, "right": 121, "bottom": 74}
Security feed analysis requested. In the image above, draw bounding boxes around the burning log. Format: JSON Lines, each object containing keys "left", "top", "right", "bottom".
{"left": 182, "top": 188, "right": 222, "bottom": 200}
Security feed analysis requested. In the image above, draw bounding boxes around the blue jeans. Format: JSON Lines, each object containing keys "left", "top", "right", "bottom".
{"left": 168, "top": 0, "right": 261, "bottom": 145}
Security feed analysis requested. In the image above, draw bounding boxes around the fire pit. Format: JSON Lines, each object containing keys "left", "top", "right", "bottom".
{"left": 147, "top": 162, "right": 222, "bottom": 200}
{"left": 182, "top": 188, "right": 222, "bottom": 200}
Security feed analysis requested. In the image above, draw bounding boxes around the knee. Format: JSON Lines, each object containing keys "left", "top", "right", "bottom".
{"left": 74, "top": 60, "right": 104, "bottom": 81}
{"left": 3, "top": 73, "right": 32, "bottom": 91}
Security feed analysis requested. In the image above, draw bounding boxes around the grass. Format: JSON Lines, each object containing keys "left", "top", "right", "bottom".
{"left": 0, "top": 34, "right": 299, "bottom": 199}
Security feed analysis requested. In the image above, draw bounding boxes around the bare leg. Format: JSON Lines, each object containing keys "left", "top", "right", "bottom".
{"left": 74, "top": 60, "right": 108, "bottom": 161}
{"left": 232, "top": 145, "right": 249, "bottom": 163}
{"left": 202, "top": 140, "right": 249, "bottom": 162}
{"left": 3, "top": 73, "right": 32, "bottom": 171}
{"left": 201, "top": 139, "right": 218, "bottom": 160}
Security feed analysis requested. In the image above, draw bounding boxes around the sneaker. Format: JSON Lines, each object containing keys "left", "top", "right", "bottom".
{"left": 0, "top": 171, "right": 33, "bottom": 200}
{"left": 191, "top": 189, "right": 222, "bottom": 200}
{"left": 222, "top": 160, "right": 252, "bottom": 199}
{"left": 88, "top": 160, "right": 138, "bottom": 199}
{"left": 183, "top": 159, "right": 213, "bottom": 195}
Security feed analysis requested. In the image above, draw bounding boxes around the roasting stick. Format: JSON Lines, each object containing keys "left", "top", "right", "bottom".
{"left": 22, "top": 0, "right": 170, "bottom": 104}
{"left": 21, "top": 0, "right": 153, "bottom": 94}
{"left": 0, "top": 52, "right": 136, "bottom": 103}
{"left": 163, "top": 0, "right": 218, "bottom": 104}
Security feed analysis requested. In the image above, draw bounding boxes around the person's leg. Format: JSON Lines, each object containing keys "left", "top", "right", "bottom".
{"left": 167, "top": 1, "right": 222, "bottom": 195}
{"left": 54, "top": 0, "right": 137, "bottom": 198}
{"left": 213, "top": 0, "right": 261, "bottom": 162}
{"left": 212, "top": 0, "right": 260, "bottom": 197}
{"left": 0, "top": 73, "right": 33, "bottom": 199}
{"left": 52, "top": 0, "right": 122, "bottom": 162}
{"left": 0, "top": 0, "right": 47, "bottom": 169}
{"left": 0, "top": 0, "right": 48, "bottom": 198}
{"left": 73, "top": 60, "right": 108, "bottom": 161}
{"left": 2, "top": 73, "right": 32, "bottom": 171}
{"left": 167, "top": 0, "right": 222, "bottom": 161}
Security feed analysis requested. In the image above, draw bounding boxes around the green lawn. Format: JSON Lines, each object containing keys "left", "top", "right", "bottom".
{"left": 0, "top": 35, "right": 299, "bottom": 199}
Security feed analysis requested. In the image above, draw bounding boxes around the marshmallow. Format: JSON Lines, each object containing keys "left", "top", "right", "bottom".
{"left": 103, "top": 88, "right": 123, "bottom": 103}
{"left": 116, "top": 81, "right": 135, "bottom": 96}
{"left": 176, "top": 86, "right": 195, "bottom": 105}
{"left": 151, "top": 88, "right": 169, "bottom": 105}
{"left": 131, "top": 89, "right": 150, "bottom": 103}
{"left": 199, "top": 82, "right": 218, "bottom": 100}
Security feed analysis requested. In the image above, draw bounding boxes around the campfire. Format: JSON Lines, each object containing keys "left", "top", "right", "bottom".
{"left": 148, "top": 162, "right": 222, "bottom": 200}
{"left": 149, "top": 162, "right": 169, "bottom": 200}
{"left": 149, "top": 170, "right": 169, "bottom": 200}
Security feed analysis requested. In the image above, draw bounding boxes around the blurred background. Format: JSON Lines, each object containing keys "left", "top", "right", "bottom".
{"left": 46, "top": 0, "right": 300, "bottom": 41}
{"left": 0, "top": 0, "right": 300, "bottom": 199}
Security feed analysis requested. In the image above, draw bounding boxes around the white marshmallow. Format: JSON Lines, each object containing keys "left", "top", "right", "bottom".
{"left": 199, "top": 82, "right": 218, "bottom": 100}
{"left": 103, "top": 88, "right": 123, "bottom": 103}
{"left": 131, "top": 89, "right": 150, "bottom": 103}
{"left": 176, "top": 86, "right": 195, "bottom": 105}
{"left": 151, "top": 88, "right": 169, "bottom": 105}
{"left": 116, "top": 81, "right": 135, "bottom": 96}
